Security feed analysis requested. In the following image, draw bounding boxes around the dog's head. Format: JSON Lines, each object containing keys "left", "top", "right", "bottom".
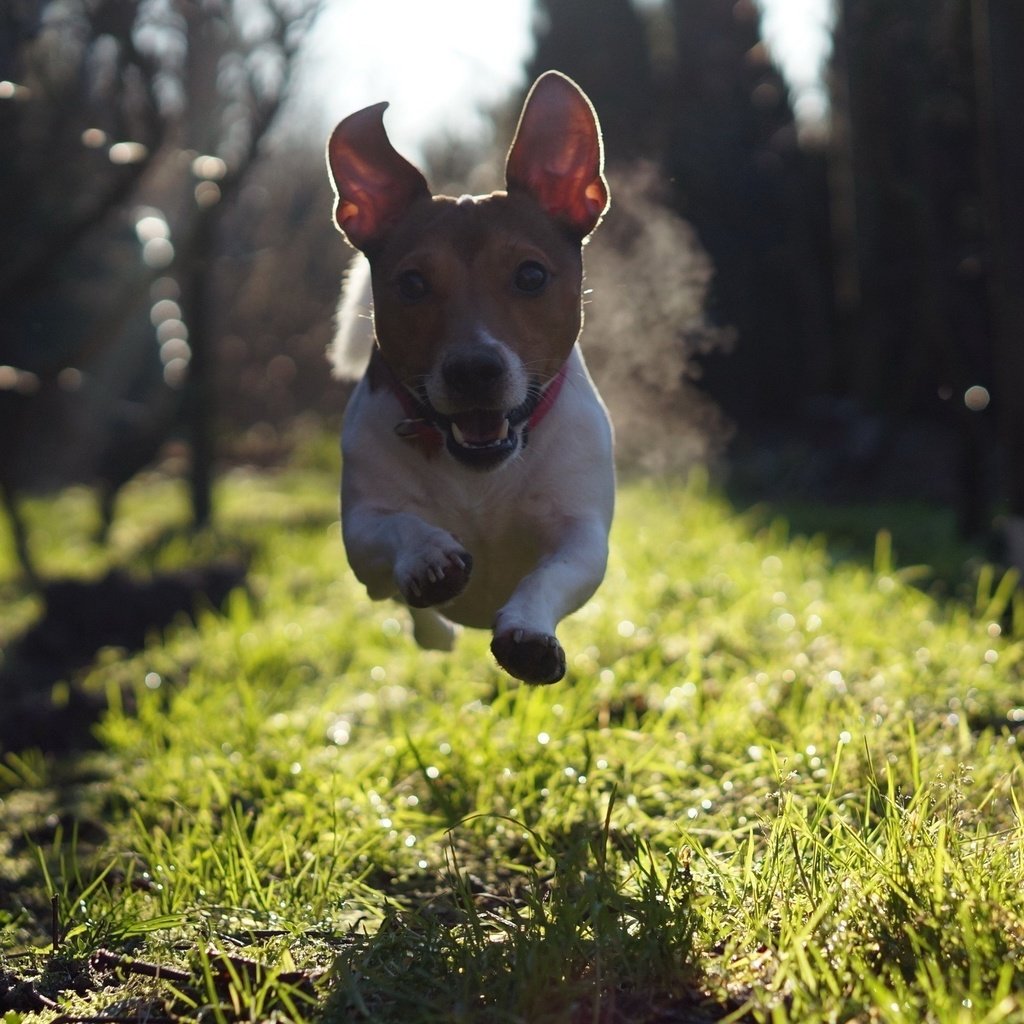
{"left": 327, "top": 71, "right": 608, "bottom": 469}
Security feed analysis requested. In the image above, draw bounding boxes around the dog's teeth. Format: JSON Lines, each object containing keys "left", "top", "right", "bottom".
{"left": 498, "top": 419, "right": 509, "bottom": 440}
{"left": 451, "top": 422, "right": 467, "bottom": 446}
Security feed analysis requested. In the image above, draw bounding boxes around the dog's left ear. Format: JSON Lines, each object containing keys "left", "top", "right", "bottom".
{"left": 327, "top": 101, "right": 431, "bottom": 251}
{"left": 505, "top": 71, "right": 609, "bottom": 241}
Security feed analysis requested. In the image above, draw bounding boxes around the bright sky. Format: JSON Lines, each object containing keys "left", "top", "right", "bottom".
{"left": 293, "top": 0, "right": 534, "bottom": 159}
{"left": 293, "top": 0, "right": 833, "bottom": 157}
{"left": 758, "top": 0, "right": 833, "bottom": 122}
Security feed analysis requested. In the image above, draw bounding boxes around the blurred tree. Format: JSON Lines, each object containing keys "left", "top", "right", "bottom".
{"left": 827, "top": 0, "right": 1012, "bottom": 538}
{"left": 663, "top": 0, "right": 829, "bottom": 422}
{"left": 0, "top": 0, "right": 319, "bottom": 582}
{"left": 526, "top": 0, "right": 829, "bottom": 425}
{"left": 527, "top": 0, "right": 657, "bottom": 160}
{"left": 972, "top": 0, "right": 1024, "bottom": 560}
{"left": 1, "top": 0, "right": 168, "bottom": 584}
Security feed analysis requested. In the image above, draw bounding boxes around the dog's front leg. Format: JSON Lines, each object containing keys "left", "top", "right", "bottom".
{"left": 491, "top": 516, "right": 609, "bottom": 685}
{"left": 343, "top": 506, "right": 473, "bottom": 612}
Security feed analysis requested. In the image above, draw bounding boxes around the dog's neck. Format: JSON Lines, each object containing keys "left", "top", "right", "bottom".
{"left": 367, "top": 348, "right": 568, "bottom": 460}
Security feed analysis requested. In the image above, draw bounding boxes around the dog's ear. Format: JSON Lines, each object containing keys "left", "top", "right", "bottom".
{"left": 327, "top": 102, "right": 430, "bottom": 251}
{"left": 505, "top": 71, "right": 609, "bottom": 241}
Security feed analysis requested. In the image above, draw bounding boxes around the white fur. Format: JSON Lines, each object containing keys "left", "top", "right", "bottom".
{"left": 330, "top": 256, "right": 374, "bottom": 381}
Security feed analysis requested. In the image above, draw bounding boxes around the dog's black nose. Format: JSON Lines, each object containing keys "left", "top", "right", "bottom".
{"left": 442, "top": 347, "right": 506, "bottom": 397}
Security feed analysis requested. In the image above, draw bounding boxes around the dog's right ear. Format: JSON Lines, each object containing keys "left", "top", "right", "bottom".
{"left": 327, "top": 102, "right": 430, "bottom": 251}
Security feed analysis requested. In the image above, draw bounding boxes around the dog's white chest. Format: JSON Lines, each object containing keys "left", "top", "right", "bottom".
{"left": 413, "top": 472, "right": 553, "bottom": 627}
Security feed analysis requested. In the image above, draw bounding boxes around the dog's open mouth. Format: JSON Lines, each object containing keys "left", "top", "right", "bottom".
{"left": 446, "top": 409, "right": 518, "bottom": 468}
{"left": 450, "top": 410, "right": 510, "bottom": 447}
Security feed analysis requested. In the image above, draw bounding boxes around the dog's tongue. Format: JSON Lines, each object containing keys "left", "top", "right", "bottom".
{"left": 450, "top": 410, "right": 509, "bottom": 446}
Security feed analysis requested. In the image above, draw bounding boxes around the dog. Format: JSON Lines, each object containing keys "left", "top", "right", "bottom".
{"left": 326, "top": 71, "right": 614, "bottom": 684}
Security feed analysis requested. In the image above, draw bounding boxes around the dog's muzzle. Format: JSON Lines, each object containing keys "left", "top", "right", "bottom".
{"left": 393, "top": 368, "right": 567, "bottom": 471}
{"left": 428, "top": 393, "right": 540, "bottom": 470}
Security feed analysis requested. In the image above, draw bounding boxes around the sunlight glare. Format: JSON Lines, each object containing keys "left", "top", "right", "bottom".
{"left": 756, "top": 0, "right": 833, "bottom": 123}
{"left": 292, "top": 0, "right": 534, "bottom": 158}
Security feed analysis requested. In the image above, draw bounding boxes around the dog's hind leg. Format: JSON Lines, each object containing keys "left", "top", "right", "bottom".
{"left": 409, "top": 606, "right": 458, "bottom": 652}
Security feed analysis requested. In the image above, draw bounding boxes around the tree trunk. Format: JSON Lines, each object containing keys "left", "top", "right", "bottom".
{"left": 973, "top": 0, "right": 1024, "bottom": 563}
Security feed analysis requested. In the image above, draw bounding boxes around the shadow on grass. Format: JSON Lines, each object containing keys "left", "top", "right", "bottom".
{"left": 321, "top": 821, "right": 753, "bottom": 1024}
{"left": 0, "top": 561, "right": 246, "bottom": 754}
{"left": 727, "top": 489, "right": 992, "bottom": 599}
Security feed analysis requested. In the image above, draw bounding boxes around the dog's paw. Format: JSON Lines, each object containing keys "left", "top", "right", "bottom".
{"left": 397, "top": 541, "right": 473, "bottom": 609}
{"left": 491, "top": 628, "right": 566, "bottom": 685}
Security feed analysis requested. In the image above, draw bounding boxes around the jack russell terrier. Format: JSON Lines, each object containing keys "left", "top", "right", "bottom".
{"left": 326, "top": 71, "right": 614, "bottom": 684}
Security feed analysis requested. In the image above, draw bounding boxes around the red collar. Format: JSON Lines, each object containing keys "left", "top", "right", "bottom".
{"left": 376, "top": 355, "right": 569, "bottom": 459}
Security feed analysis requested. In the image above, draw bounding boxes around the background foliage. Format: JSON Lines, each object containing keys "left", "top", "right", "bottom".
{"left": 2, "top": 0, "right": 1023, "bottom": 562}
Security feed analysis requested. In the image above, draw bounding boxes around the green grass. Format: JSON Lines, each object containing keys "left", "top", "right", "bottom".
{"left": 1, "top": 457, "right": 1023, "bottom": 1023}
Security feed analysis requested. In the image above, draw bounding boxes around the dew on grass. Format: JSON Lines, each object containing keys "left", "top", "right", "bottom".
{"left": 328, "top": 719, "right": 351, "bottom": 745}
{"left": 144, "top": 672, "right": 162, "bottom": 689}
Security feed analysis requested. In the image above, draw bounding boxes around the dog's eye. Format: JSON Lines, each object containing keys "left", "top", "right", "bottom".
{"left": 514, "top": 260, "right": 548, "bottom": 293}
{"left": 397, "top": 269, "right": 429, "bottom": 301}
